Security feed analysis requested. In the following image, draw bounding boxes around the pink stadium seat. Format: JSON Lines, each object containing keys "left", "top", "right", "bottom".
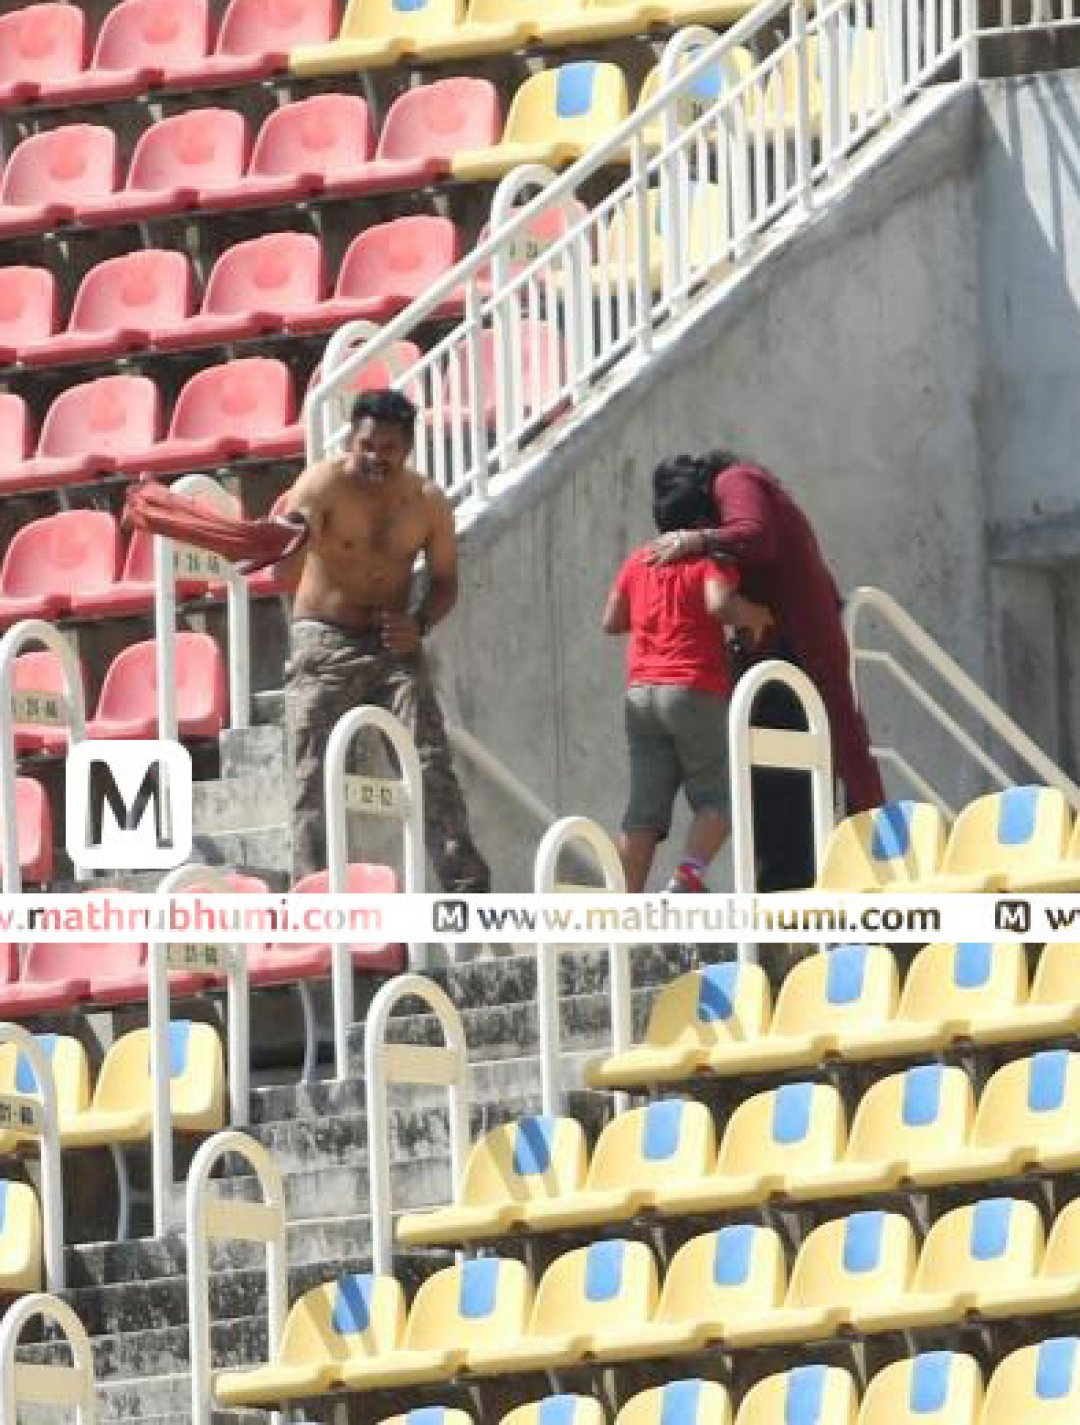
{"left": 0, "top": 941, "right": 87, "bottom": 1015}
{"left": 0, "top": 4, "right": 86, "bottom": 109}
{"left": 0, "top": 947, "right": 13, "bottom": 987}
{"left": 155, "top": 233, "right": 325, "bottom": 349}
{"left": 0, "top": 511, "right": 121, "bottom": 628}
{"left": 227, "top": 93, "right": 375, "bottom": 207}
{"left": 141, "top": 358, "right": 301, "bottom": 473}
{"left": 0, "top": 125, "right": 118, "bottom": 238}
{"left": 10, "top": 778, "right": 53, "bottom": 884}
{"left": 47, "top": 0, "right": 211, "bottom": 105}
{"left": 69, "top": 515, "right": 223, "bottom": 618}
{"left": 174, "top": 0, "right": 342, "bottom": 88}
{"left": 78, "top": 109, "right": 251, "bottom": 226}
{"left": 0, "top": 267, "right": 58, "bottom": 364}
{"left": 11, "top": 649, "right": 85, "bottom": 757}
{"left": 22, "top": 251, "right": 194, "bottom": 369}
{"left": 255, "top": 862, "right": 406, "bottom": 978}
{"left": 4, "top": 375, "right": 162, "bottom": 495}
{"left": 0, "top": 395, "right": 32, "bottom": 468}
{"left": 86, "top": 632, "right": 227, "bottom": 740}
{"left": 289, "top": 216, "right": 461, "bottom": 333}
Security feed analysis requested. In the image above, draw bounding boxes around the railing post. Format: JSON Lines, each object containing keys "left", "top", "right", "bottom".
{"left": 792, "top": 0, "right": 815, "bottom": 207}
{"left": 464, "top": 281, "right": 492, "bottom": 499}
{"left": 0, "top": 1293, "right": 96, "bottom": 1423}
{"left": 961, "top": 0, "right": 979, "bottom": 78}
{"left": 629, "top": 134, "right": 655, "bottom": 358}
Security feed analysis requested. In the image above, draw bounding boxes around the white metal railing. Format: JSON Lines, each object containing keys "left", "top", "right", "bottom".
{"left": 364, "top": 974, "right": 469, "bottom": 1277}
{"left": 533, "top": 816, "right": 629, "bottom": 1115}
{"left": 303, "top": 0, "right": 1055, "bottom": 494}
{"left": 0, "top": 619, "right": 86, "bottom": 894}
{"left": 0, "top": 1024, "right": 64, "bottom": 1292}
{"left": 187, "top": 1130, "right": 287, "bottom": 1425}
{"left": 325, "top": 705, "right": 425, "bottom": 1081}
{"left": 845, "top": 585, "right": 1080, "bottom": 815}
{"left": 0, "top": 1293, "right": 96, "bottom": 1423}
{"left": 153, "top": 473, "right": 251, "bottom": 742}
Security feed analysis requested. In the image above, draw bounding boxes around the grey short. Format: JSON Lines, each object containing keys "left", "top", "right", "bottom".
{"left": 623, "top": 683, "right": 730, "bottom": 837}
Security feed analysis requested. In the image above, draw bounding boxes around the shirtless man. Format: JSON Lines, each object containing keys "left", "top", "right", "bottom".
{"left": 277, "top": 387, "right": 490, "bottom": 892}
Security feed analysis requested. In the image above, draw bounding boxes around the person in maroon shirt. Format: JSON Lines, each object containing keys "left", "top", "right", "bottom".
{"left": 649, "top": 452, "right": 885, "bottom": 888}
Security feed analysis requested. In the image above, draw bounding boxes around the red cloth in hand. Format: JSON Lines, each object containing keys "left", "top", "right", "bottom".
{"left": 122, "top": 480, "right": 308, "bottom": 576}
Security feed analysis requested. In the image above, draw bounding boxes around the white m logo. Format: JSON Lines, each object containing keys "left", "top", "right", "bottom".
{"left": 65, "top": 740, "right": 193, "bottom": 870}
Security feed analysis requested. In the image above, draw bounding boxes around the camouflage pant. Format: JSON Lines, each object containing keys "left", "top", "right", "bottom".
{"left": 286, "top": 621, "right": 491, "bottom": 892}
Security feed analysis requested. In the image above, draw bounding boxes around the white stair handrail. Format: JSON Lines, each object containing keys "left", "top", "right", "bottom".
{"left": 845, "top": 585, "right": 1080, "bottom": 810}
{"left": 0, "top": 619, "right": 86, "bottom": 893}
{"left": 533, "top": 816, "right": 629, "bottom": 1116}
{"left": 0, "top": 1023, "right": 64, "bottom": 1292}
{"left": 153, "top": 473, "right": 251, "bottom": 743}
{"left": 0, "top": 1293, "right": 96, "bottom": 1423}
{"left": 325, "top": 706, "right": 425, "bottom": 1080}
{"left": 187, "top": 1130, "right": 287, "bottom": 1425}
{"left": 364, "top": 974, "right": 469, "bottom": 1277}
{"left": 447, "top": 721, "right": 556, "bottom": 829}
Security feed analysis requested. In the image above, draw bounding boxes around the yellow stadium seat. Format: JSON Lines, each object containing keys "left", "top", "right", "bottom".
{"left": 839, "top": 941, "right": 1028, "bottom": 1061}
{"left": 397, "top": 1116, "right": 587, "bottom": 1247}
{"left": 725, "top": 1211, "right": 916, "bottom": 1347}
{"left": 417, "top": 0, "right": 545, "bottom": 60}
{"left": 791, "top": 1063, "right": 975, "bottom": 1201}
{"left": 815, "top": 801, "right": 947, "bottom": 891}
{"left": 597, "top": 1225, "right": 785, "bottom": 1360}
{"left": 978, "top": 1198, "right": 1080, "bottom": 1320}
{"left": 538, "top": 0, "right": 669, "bottom": 50}
{"left": 503, "top": 1398, "right": 606, "bottom": 1425}
{"left": 216, "top": 1273, "right": 405, "bottom": 1407}
{"left": 639, "top": 48, "right": 756, "bottom": 149}
{"left": 982, "top": 1338, "right": 1080, "bottom": 1423}
{"left": 617, "top": 1381, "right": 733, "bottom": 1425}
{"left": 520, "top": 1099, "right": 714, "bottom": 1232}
{"left": 381, "top": 1412, "right": 474, "bottom": 1425}
{"left": 586, "top": 961, "right": 770, "bottom": 1089}
{"left": 599, "top": 184, "right": 730, "bottom": 294}
{"left": 1002, "top": 943, "right": 1080, "bottom": 1037}
{"left": 0, "top": 1179, "right": 42, "bottom": 1293}
{"left": 658, "top": 1083, "right": 844, "bottom": 1215}
{"left": 1006, "top": 811, "right": 1080, "bottom": 893}
{"left": 899, "top": 786, "right": 1071, "bottom": 893}
{"left": 452, "top": 63, "right": 629, "bottom": 183}
{"left": 61, "top": 1021, "right": 224, "bottom": 1149}
{"left": 339, "top": 1257, "right": 531, "bottom": 1390}
{"left": 857, "top": 1197, "right": 1042, "bottom": 1333}
{"left": 467, "top": 1239, "right": 657, "bottom": 1375}
{"left": 290, "top": 0, "right": 462, "bottom": 75}
{"left": 0, "top": 1032, "right": 90, "bottom": 1154}
{"left": 734, "top": 1366, "right": 858, "bottom": 1425}
{"left": 858, "top": 1352, "right": 983, "bottom": 1425}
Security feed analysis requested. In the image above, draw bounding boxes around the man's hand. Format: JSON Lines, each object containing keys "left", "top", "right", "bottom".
{"left": 647, "top": 530, "right": 704, "bottom": 565}
{"left": 380, "top": 610, "right": 422, "bottom": 654}
{"left": 737, "top": 599, "right": 775, "bottom": 648}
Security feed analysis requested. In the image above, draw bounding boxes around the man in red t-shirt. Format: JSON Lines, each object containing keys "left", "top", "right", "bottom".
{"left": 603, "top": 466, "right": 772, "bottom": 893}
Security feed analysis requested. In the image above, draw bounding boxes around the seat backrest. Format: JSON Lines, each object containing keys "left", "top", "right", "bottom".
{"left": 336, "top": 215, "right": 460, "bottom": 303}
{"left": 982, "top": 1338, "right": 1080, "bottom": 1423}
{"left": 1031, "top": 943, "right": 1080, "bottom": 1005}
{"left": 458, "top": 1115, "right": 587, "bottom": 1207}
{"left": 845, "top": 1063, "right": 974, "bottom": 1172}
{"left": 530, "top": 1240, "right": 657, "bottom": 1339}
{"left": 770, "top": 945, "right": 899, "bottom": 1039}
{"left": 126, "top": 109, "right": 250, "bottom": 194}
{"left": 0, "top": 267, "right": 58, "bottom": 349}
{"left": 94, "top": 1020, "right": 224, "bottom": 1125}
{"left": 93, "top": 0, "right": 210, "bottom": 73}
{"left": 1039, "top": 1198, "right": 1080, "bottom": 1279}
{"left": 280, "top": 1272, "right": 405, "bottom": 1366}
{"left": 68, "top": 250, "right": 193, "bottom": 337}
{"left": 616, "top": 1381, "right": 733, "bottom": 1425}
{"left": 94, "top": 631, "right": 227, "bottom": 733}
{"left": 0, "top": 393, "right": 31, "bottom": 465}
{"left": 504, "top": 63, "right": 629, "bottom": 146}
{"left": 0, "top": 125, "right": 118, "bottom": 209}
{"left": 0, "top": 4, "right": 85, "bottom": 87}
{"left": 638, "top": 46, "right": 755, "bottom": 130}
{"left": 216, "top": 0, "right": 340, "bottom": 55}
{"left": 0, "top": 511, "right": 121, "bottom": 599}
{"left": 858, "top": 1352, "right": 983, "bottom": 1425}
{"left": 201, "top": 232, "right": 324, "bottom": 317}
{"left": 248, "top": 94, "right": 374, "bottom": 178}
{"left": 169, "top": 356, "right": 294, "bottom": 439}
{"left": 12, "top": 648, "right": 80, "bottom": 711}
{"left": 292, "top": 863, "right": 399, "bottom": 895}
{"left": 13, "top": 775, "right": 53, "bottom": 882}
{"left": 0, "top": 1032, "right": 91, "bottom": 1120}
{"left": 37, "top": 374, "right": 161, "bottom": 460}
{"left": 504, "top": 1398, "right": 606, "bottom": 1425}
{"left": 817, "top": 800, "right": 947, "bottom": 889}
{"left": 913, "top": 1197, "right": 1043, "bottom": 1297}
{"left": 382, "top": 1412, "right": 473, "bottom": 1425}
{"left": 734, "top": 1367, "right": 858, "bottom": 1425}
{"left": 975, "top": 1050, "right": 1080, "bottom": 1156}
{"left": 786, "top": 1211, "right": 916, "bottom": 1311}
{"left": 943, "top": 785, "right": 1071, "bottom": 877}
{"left": 656, "top": 1225, "right": 786, "bottom": 1330}
{"left": 587, "top": 1098, "right": 715, "bottom": 1194}
{"left": 0, "top": 1179, "right": 42, "bottom": 1289}
{"left": 376, "top": 77, "right": 501, "bottom": 162}
{"left": 641, "top": 961, "right": 771, "bottom": 1052}
{"left": 899, "top": 940, "right": 1028, "bottom": 1024}
{"left": 717, "top": 1081, "right": 846, "bottom": 1180}
{"left": 338, "top": 0, "right": 461, "bottom": 44}
{"left": 405, "top": 1257, "right": 532, "bottom": 1352}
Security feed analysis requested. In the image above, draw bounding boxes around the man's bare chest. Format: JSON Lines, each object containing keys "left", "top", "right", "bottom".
{"left": 321, "top": 490, "right": 428, "bottom": 562}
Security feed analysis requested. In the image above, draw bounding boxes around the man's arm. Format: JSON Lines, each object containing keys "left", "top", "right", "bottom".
{"left": 272, "top": 461, "right": 333, "bottom": 590}
{"left": 602, "top": 588, "right": 630, "bottom": 635}
{"left": 650, "top": 468, "right": 778, "bottom": 566}
{"left": 381, "top": 485, "right": 458, "bottom": 654}
{"left": 705, "top": 577, "right": 773, "bottom": 645}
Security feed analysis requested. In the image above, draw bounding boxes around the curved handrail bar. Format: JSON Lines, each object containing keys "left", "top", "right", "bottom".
{"left": 0, "top": 1022, "right": 63, "bottom": 1291}
{"left": 364, "top": 973, "right": 469, "bottom": 1277}
{"left": 0, "top": 1292, "right": 96, "bottom": 1422}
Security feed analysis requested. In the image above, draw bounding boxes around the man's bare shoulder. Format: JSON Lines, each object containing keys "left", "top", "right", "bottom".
{"left": 409, "top": 470, "right": 453, "bottom": 517}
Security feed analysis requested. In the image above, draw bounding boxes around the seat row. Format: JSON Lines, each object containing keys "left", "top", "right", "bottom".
{"left": 215, "top": 1202, "right": 1080, "bottom": 1402}
{"left": 400, "top": 1052, "right": 1080, "bottom": 1245}
{"left": 295, "top": 1343, "right": 1080, "bottom": 1425}
{"left": 591, "top": 940, "right": 1078, "bottom": 1091}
